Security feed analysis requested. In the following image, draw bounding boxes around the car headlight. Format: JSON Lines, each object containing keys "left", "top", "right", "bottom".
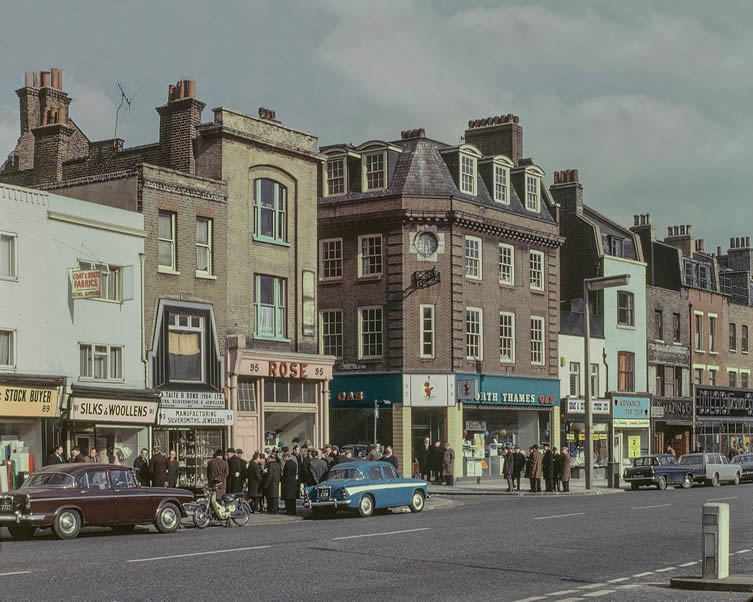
{"left": 24, "top": 495, "right": 31, "bottom": 512}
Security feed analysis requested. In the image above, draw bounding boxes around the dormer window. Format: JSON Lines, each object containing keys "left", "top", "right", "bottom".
{"left": 326, "top": 158, "right": 346, "bottom": 195}
{"left": 364, "top": 152, "right": 386, "bottom": 190}
{"left": 525, "top": 175, "right": 540, "bottom": 212}
{"left": 494, "top": 165, "right": 509, "bottom": 204}
{"left": 461, "top": 155, "right": 476, "bottom": 194}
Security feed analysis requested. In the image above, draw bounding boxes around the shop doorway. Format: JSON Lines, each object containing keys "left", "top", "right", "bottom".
{"left": 76, "top": 434, "right": 93, "bottom": 456}
{"left": 411, "top": 408, "right": 444, "bottom": 455}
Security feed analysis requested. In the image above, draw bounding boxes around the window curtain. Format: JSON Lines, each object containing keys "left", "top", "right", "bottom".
{"left": 168, "top": 332, "right": 201, "bottom": 381}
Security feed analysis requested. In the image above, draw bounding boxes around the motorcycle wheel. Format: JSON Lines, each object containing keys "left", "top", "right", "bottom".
{"left": 193, "top": 505, "right": 211, "bottom": 529}
{"left": 231, "top": 508, "right": 249, "bottom": 527}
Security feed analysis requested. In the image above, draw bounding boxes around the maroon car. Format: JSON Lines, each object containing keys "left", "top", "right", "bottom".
{"left": 0, "top": 463, "right": 194, "bottom": 540}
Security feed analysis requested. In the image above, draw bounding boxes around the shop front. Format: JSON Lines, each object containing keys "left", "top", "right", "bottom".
{"left": 561, "top": 398, "right": 611, "bottom": 469}
{"left": 0, "top": 375, "right": 65, "bottom": 489}
{"left": 228, "top": 349, "right": 334, "bottom": 454}
{"left": 611, "top": 394, "right": 651, "bottom": 467}
{"left": 652, "top": 398, "right": 693, "bottom": 456}
{"left": 66, "top": 385, "right": 160, "bottom": 466}
{"left": 456, "top": 374, "right": 560, "bottom": 479}
{"left": 695, "top": 385, "right": 753, "bottom": 455}
{"left": 153, "top": 389, "right": 230, "bottom": 489}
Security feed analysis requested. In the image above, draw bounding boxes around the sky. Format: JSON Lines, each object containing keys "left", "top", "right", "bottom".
{"left": 0, "top": 0, "right": 751, "bottom": 248}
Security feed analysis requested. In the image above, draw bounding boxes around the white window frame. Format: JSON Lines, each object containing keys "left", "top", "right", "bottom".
{"left": 465, "top": 236, "right": 482, "bottom": 280}
{"left": 569, "top": 362, "right": 581, "bottom": 397}
{"left": 694, "top": 311, "right": 704, "bottom": 352}
{"left": 195, "top": 217, "right": 213, "bottom": 277}
{"left": 158, "top": 211, "right": 177, "bottom": 272}
{"left": 0, "top": 328, "right": 16, "bottom": 369}
{"left": 0, "top": 232, "right": 18, "bottom": 281}
{"left": 363, "top": 151, "right": 387, "bottom": 191}
{"left": 530, "top": 316, "right": 545, "bottom": 366}
{"left": 420, "top": 304, "right": 435, "bottom": 359}
{"left": 319, "top": 238, "right": 343, "bottom": 281}
{"left": 498, "top": 243, "right": 514, "bottom": 286}
{"left": 591, "top": 363, "right": 600, "bottom": 397}
{"left": 358, "top": 234, "right": 383, "bottom": 278}
{"left": 255, "top": 275, "right": 287, "bottom": 341}
{"left": 358, "top": 306, "right": 383, "bottom": 360}
{"left": 709, "top": 313, "right": 718, "bottom": 353}
{"left": 320, "top": 309, "right": 343, "bottom": 359}
{"left": 466, "top": 307, "right": 483, "bottom": 360}
{"left": 708, "top": 365, "right": 718, "bottom": 386}
{"left": 617, "top": 291, "right": 635, "bottom": 327}
{"left": 728, "top": 369, "right": 738, "bottom": 388}
{"left": 460, "top": 154, "right": 477, "bottom": 195}
{"left": 525, "top": 174, "right": 540, "bottom": 212}
{"left": 253, "top": 179, "right": 287, "bottom": 244}
{"left": 529, "top": 250, "right": 544, "bottom": 291}
{"left": 79, "top": 343, "right": 124, "bottom": 382}
{"left": 741, "top": 371, "right": 750, "bottom": 389}
{"left": 493, "top": 165, "right": 510, "bottom": 204}
{"left": 78, "top": 260, "right": 127, "bottom": 303}
{"left": 326, "top": 158, "right": 347, "bottom": 196}
{"left": 499, "top": 311, "right": 515, "bottom": 364}
{"left": 167, "top": 312, "right": 205, "bottom": 384}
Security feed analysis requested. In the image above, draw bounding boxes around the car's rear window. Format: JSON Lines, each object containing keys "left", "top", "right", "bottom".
{"left": 20, "top": 472, "right": 75, "bottom": 489}
{"left": 327, "top": 468, "right": 364, "bottom": 481}
{"left": 679, "top": 455, "right": 702, "bottom": 465}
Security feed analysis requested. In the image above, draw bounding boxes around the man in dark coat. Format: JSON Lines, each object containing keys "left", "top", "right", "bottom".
{"left": 69, "top": 446, "right": 85, "bottom": 463}
{"left": 553, "top": 447, "right": 562, "bottom": 492}
{"left": 560, "top": 447, "right": 572, "bottom": 492}
{"left": 502, "top": 448, "right": 515, "bottom": 492}
{"left": 45, "top": 445, "right": 65, "bottom": 466}
{"left": 149, "top": 448, "right": 168, "bottom": 487}
{"left": 166, "top": 450, "right": 179, "bottom": 488}
{"left": 542, "top": 443, "right": 554, "bottom": 492}
{"left": 430, "top": 440, "right": 443, "bottom": 483}
{"left": 292, "top": 446, "right": 304, "bottom": 496}
{"left": 308, "top": 450, "right": 329, "bottom": 484}
{"left": 262, "top": 455, "right": 282, "bottom": 515}
{"left": 512, "top": 446, "right": 526, "bottom": 491}
{"left": 415, "top": 437, "right": 431, "bottom": 480}
{"left": 134, "top": 448, "right": 151, "bottom": 486}
{"left": 207, "top": 449, "right": 229, "bottom": 499}
{"left": 246, "top": 452, "right": 263, "bottom": 512}
{"left": 281, "top": 452, "right": 299, "bottom": 515}
{"left": 381, "top": 446, "right": 399, "bottom": 472}
{"left": 227, "top": 449, "right": 245, "bottom": 494}
{"left": 530, "top": 445, "right": 543, "bottom": 492}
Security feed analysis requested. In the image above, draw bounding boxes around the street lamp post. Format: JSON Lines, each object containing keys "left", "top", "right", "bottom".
{"left": 374, "top": 399, "right": 392, "bottom": 447}
{"left": 583, "top": 274, "right": 630, "bottom": 490}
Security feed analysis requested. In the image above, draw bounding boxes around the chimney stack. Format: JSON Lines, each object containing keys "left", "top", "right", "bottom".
{"left": 550, "top": 168, "right": 583, "bottom": 216}
{"left": 400, "top": 128, "right": 426, "bottom": 139}
{"left": 630, "top": 213, "right": 656, "bottom": 241}
{"left": 463, "top": 113, "right": 522, "bottom": 165}
{"left": 258, "top": 107, "right": 280, "bottom": 122}
{"left": 717, "top": 246, "right": 722, "bottom": 256}
{"left": 664, "top": 223, "right": 696, "bottom": 257}
{"left": 158, "top": 78, "right": 204, "bottom": 173}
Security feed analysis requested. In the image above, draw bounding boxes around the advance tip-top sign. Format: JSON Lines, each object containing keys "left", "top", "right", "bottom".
{"left": 612, "top": 396, "right": 650, "bottom": 421}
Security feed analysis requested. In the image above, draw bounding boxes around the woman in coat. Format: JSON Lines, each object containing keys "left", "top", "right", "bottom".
{"left": 281, "top": 453, "right": 299, "bottom": 515}
{"left": 441, "top": 443, "right": 455, "bottom": 486}
{"left": 559, "top": 447, "right": 571, "bottom": 492}
{"left": 246, "top": 452, "right": 263, "bottom": 513}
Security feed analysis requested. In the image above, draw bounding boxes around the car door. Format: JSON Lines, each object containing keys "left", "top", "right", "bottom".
{"left": 110, "top": 468, "right": 153, "bottom": 524}
{"left": 366, "top": 466, "right": 387, "bottom": 507}
{"left": 378, "top": 465, "right": 402, "bottom": 506}
{"left": 79, "top": 469, "right": 116, "bottom": 525}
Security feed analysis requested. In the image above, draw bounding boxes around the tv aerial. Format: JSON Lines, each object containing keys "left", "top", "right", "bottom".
{"left": 113, "top": 81, "right": 142, "bottom": 140}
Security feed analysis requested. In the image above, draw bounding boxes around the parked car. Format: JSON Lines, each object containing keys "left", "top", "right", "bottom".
{"left": 340, "top": 444, "right": 371, "bottom": 459}
{"left": 731, "top": 453, "right": 753, "bottom": 482}
{"left": 623, "top": 454, "right": 694, "bottom": 490}
{"left": 0, "top": 464, "right": 194, "bottom": 540}
{"left": 678, "top": 452, "right": 742, "bottom": 486}
{"left": 303, "top": 461, "right": 428, "bottom": 517}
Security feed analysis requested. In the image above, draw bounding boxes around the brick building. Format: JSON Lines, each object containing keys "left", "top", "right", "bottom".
{"left": 318, "top": 116, "right": 562, "bottom": 477}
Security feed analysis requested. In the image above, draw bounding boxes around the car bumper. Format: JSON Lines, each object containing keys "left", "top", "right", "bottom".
{"left": 303, "top": 500, "right": 352, "bottom": 509}
{"left": 623, "top": 476, "right": 658, "bottom": 485}
{"left": 0, "top": 512, "right": 48, "bottom": 524}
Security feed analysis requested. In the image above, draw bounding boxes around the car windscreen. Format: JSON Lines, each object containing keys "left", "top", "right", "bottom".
{"left": 326, "top": 468, "right": 364, "bottom": 481}
{"left": 20, "top": 472, "right": 76, "bottom": 489}
{"left": 679, "top": 456, "right": 702, "bottom": 465}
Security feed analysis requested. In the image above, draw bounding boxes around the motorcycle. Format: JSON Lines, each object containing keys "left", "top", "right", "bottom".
{"left": 193, "top": 486, "right": 252, "bottom": 528}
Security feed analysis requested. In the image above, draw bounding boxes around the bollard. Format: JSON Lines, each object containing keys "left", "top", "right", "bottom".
{"left": 702, "top": 503, "right": 729, "bottom": 580}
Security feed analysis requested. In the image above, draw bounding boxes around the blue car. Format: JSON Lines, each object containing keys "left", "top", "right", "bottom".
{"left": 303, "top": 461, "right": 428, "bottom": 518}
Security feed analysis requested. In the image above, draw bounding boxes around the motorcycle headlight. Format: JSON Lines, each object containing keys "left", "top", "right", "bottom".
{"left": 25, "top": 495, "right": 31, "bottom": 512}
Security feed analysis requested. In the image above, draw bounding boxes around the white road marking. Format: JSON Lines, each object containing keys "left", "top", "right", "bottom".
{"left": 578, "top": 583, "right": 607, "bottom": 589}
{"left": 533, "top": 512, "right": 585, "bottom": 521}
{"left": 679, "top": 561, "right": 698, "bottom": 567}
{"left": 631, "top": 503, "right": 671, "bottom": 510}
{"left": 583, "top": 591, "right": 615, "bottom": 598}
{"left": 615, "top": 584, "right": 641, "bottom": 590}
{"left": 557, "top": 598, "right": 584, "bottom": 602}
{"left": 512, "top": 597, "right": 547, "bottom": 602}
{"left": 0, "top": 571, "right": 32, "bottom": 577}
{"left": 655, "top": 567, "right": 676, "bottom": 573}
{"left": 706, "top": 496, "right": 737, "bottom": 502}
{"left": 736, "top": 549, "right": 751, "bottom": 554}
{"left": 607, "top": 577, "right": 630, "bottom": 583}
{"left": 632, "top": 571, "right": 653, "bottom": 577}
{"left": 548, "top": 590, "right": 578, "bottom": 595}
{"left": 332, "top": 527, "right": 431, "bottom": 541}
{"left": 127, "top": 545, "right": 271, "bottom": 563}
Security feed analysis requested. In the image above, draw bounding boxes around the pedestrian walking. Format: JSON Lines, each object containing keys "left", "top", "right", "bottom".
{"left": 149, "top": 448, "right": 168, "bottom": 487}
{"left": 227, "top": 449, "right": 245, "bottom": 494}
{"left": 530, "top": 445, "right": 543, "bottom": 492}
{"left": 442, "top": 442, "right": 455, "bottom": 486}
{"left": 542, "top": 443, "right": 554, "bottom": 492}
{"left": 560, "top": 447, "right": 571, "bottom": 492}
{"left": 263, "top": 455, "right": 282, "bottom": 515}
{"left": 281, "top": 452, "right": 298, "bottom": 515}
{"left": 430, "top": 440, "right": 444, "bottom": 483}
{"left": 134, "top": 448, "right": 151, "bottom": 485}
{"left": 502, "top": 447, "right": 515, "bottom": 492}
{"left": 415, "top": 436, "right": 432, "bottom": 480}
{"left": 381, "top": 446, "right": 398, "bottom": 471}
{"left": 246, "top": 452, "right": 264, "bottom": 513}
{"left": 512, "top": 446, "right": 525, "bottom": 491}
{"left": 207, "top": 449, "right": 229, "bottom": 499}
{"left": 553, "top": 446, "right": 562, "bottom": 492}
{"left": 45, "top": 445, "right": 65, "bottom": 466}
{"left": 167, "top": 450, "right": 179, "bottom": 488}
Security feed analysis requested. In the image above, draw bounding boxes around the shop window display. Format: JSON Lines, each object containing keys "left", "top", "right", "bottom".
{"left": 152, "top": 428, "right": 222, "bottom": 490}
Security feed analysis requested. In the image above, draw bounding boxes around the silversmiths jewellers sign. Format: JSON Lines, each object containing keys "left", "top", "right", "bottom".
{"left": 159, "top": 390, "right": 225, "bottom": 409}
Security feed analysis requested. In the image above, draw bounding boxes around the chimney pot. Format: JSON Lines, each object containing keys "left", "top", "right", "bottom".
{"left": 24, "top": 72, "right": 32, "bottom": 87}
{"left": 176, "top": 80, "right": 185, "bottom": 100}
{"left": 57, "top": 68, "right": 63, "bottom": 90}
{"left": 717, "top": 246, "right": 722, "bottom": 256}
{"left": 50, "top": 68, "right": 58, "bottom": 89}
{"left": 33, "top": 72, "right": 40, "bottom": 88}
{"left": 186, "top": 80, "right": 196, "bottom": 98}
{"left": 746, "top": 236, "right": 750, "bottom": 247}
{"left": 41, "top": 71, "right": 51, "bottom": 87}
{"left": 168, "top": 84, "right": 175, "bottom": 102}
{"left": 668, "top": 227, "right": 673, "bottom": 237}
{"left": 731, "top": 237, "right": 735, "bottom": 249}
{"left": 634, "top": 215, "right": 639, "bottom": 226}
{"left": 687, "top": 225, "right": 692, "bottom": 234}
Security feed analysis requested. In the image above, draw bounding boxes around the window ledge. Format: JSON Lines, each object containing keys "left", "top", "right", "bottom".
{"left": 709, "top": 351, "right": 719, "bottom": 355}
{"left": 78, "top": 377, "right": 125, "bottom": 384}
{"left": 0, "top": 366, "right": 17, "bottom": 372}
{"left": 158, "top": 267, "right": 181, "bottom": 275}
{"left": 252, "top": 334, "right": 291, "bottom": 343}
{"left": 80, "top": 297, "right": 124, "bottom": 305}
{"left": 319, "top": 278, "right": 343, "bottom": 285}
{"left": 729, "top": 349, "right": 737, "bottom": 353}
{"left": 252, "top": 235, "right": 291, "bottom": 247}
{"left": 358, "top": 357, "right": 384, "bottom": 362}
{"left": 357, "top": 274, "right": 383, "bottom": 282}
{"left": 0, "top": 276, "right": 18, "bottom": 282}
{"left": 419, "top": 356, "right": 435, "bottom": 361}
{"left": 195, "top": 272, "right": 217, "bottom": 280}
{"left": 655, "top": 339, "right": 665, "bottom": 344}
{"left": 466, "top": 276, "right": 483, "bottom": 282}
{"left": 530, "top": 288, "right": 546, "bottom": 295}
{"left": 616, "top": 324, "right": 636, "bottom": 330}
{"left": 499, "top": 281, "right": 515, "bottom": 288}
{"left": 743, "top": 351, "right": 750, "bottom": 355}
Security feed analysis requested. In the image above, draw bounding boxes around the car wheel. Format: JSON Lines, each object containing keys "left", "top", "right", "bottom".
{"left": 409, "top": 491, "right": 425, "bottom": 513}
{"left": 657, "top": 476, "right": 667, "bottom": 491}
{"left": 630, "top": 483, "right": 639, "bottom": 491}
{"left": 155, "top": 503, "right": 180, "bottom": 534}
{"left": 712, "top": 473, "right": 720, "bottom": 487}
{"left": 193, "top": 505, "right": 210, "bottom": 529}
{"left": 111, "top": 525, "right": 136, "bottom": 534}
{"left": 682, "top": 474, "right": 693, "bottom": 489}
{"left": 53, "top": 509, "right": 81, "bottom": 540}
{"left": 8, "top": 526, "right": 36, "bottom": 540}
{"left": 733, "top": 472, "right": 741, "bottom": 486}
{"left": 358, "top": 494, "right": 374, "bottom": 518}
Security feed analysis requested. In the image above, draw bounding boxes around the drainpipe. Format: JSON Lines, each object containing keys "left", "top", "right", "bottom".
{"left": 139, "top": 253, "right": 148, "bottom": 388}
{"left": 689, "top": 301, "right": 696, "bottom": 450}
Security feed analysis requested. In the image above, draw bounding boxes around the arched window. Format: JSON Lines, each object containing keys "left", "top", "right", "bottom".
{"left": 253, "top": 179, "right": 287, "bottom": 243}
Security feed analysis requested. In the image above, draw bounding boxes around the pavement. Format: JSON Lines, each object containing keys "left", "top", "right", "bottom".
{"left": 1, "top": 483, "right": 752, "bottom": 601}
{"left": 428, "top": 476, "right": 622, "bottom": 496}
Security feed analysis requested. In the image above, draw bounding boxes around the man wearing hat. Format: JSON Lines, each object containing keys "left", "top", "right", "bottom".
{"left": 227, "top": 448, "right": 245, "bottom": 494}
{"left": 207, "top": 449, "right": 229, "bottom": 499}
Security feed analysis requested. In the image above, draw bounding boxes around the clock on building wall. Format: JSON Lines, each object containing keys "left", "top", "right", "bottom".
{"left": 415, "top": 232, "right": 439, "bottom": 257}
